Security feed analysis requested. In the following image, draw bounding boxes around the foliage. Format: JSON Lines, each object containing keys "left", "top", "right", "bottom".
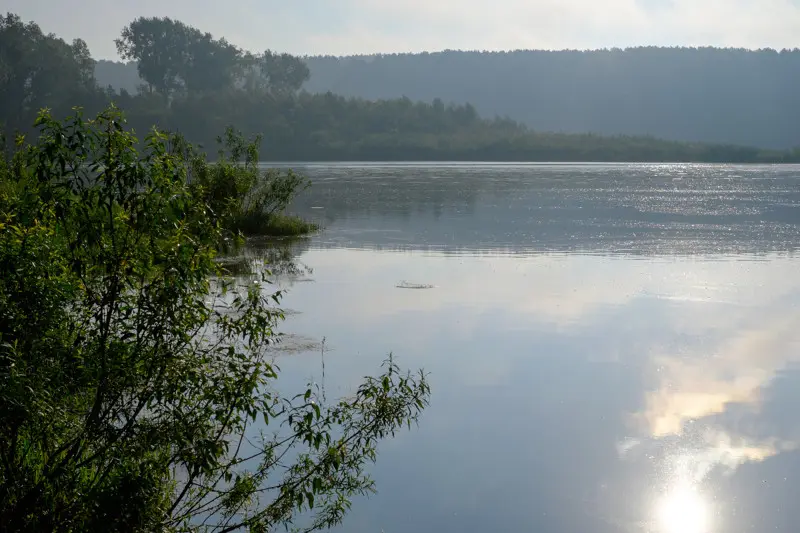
{"left": 238, "top": 51, "right": 310, "bottom": 95}
{"left": 237, "top": 213, "right": 320, "bottom": 237}
{"left": 254, "top": 51, "right": 310, "bottom": 94}
{"left": 6, "top": 11, "right": 800, "bottom": 162}
{"left": 113, "top": 89, "right": 795, "bottom": 163}
{"left": 0, "top": 108, "right": 430, "bottom": 532}
{"left": 116, "top": 17, "right": 243, "bottom": 96}
{"left": 0, "top": 12, "right": 103, "bottom": 131}
{"left": 303, "top": 48, "right": 800, "bottom": 149}
{"left": 115, "top": 18, "right": 306, "bottom": 98}
{"left": 102, "top": 42, "right": 800, "bottom": 151}
{"left": 186, "top": 127, "right": 314, "bottom": 236}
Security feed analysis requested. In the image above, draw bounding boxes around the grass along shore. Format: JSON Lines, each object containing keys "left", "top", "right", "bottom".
{"left": 234, "top": 212, "right": 320, "bottom": 237}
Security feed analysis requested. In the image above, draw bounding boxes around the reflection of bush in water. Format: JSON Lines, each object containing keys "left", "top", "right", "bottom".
{"left": 290, "top": 167, "right": 480, "bottom": 224}
{"left": 219, "top": 238, "right": 312, "bottom": 278}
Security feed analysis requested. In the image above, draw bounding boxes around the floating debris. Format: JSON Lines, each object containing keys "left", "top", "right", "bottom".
{"left": 267, "top": 334, "right": 325, "bottom": 355}
{"left": 396, "top": 281, "right": 435, "bottom": 289}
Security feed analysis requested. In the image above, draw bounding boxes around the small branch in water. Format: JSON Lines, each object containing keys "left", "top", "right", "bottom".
{"left": 320, "top": 336, "right": 327, "bottom": 406}
{"left": 396, "top": 281, "right": 435, "bottom": 289}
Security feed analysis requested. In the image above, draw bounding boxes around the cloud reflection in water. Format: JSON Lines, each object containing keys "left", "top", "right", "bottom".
{"left": 276, "top": 246, "right": 800, "bottom": 532}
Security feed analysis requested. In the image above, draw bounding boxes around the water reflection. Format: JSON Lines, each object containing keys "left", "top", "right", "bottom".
{"left": 285, "top": 163, "right": 800, "bottom": 256}
{"left": 265, "top": 249, "right": 800, "bottom": 533}
{"left": 241, "top": 164, "right": 800, "bottom": 533}
{"left": 220, "top": 237, "right": 313, "bottom": 279}
{"left": 655, "top": 483, "right": 710, "bottom": 533}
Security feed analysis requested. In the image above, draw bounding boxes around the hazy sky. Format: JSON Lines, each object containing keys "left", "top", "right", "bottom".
{"left": 6, "top": 0, "right": 800, "bottom": 59}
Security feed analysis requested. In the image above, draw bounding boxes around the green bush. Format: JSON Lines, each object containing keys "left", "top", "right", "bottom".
{"left": 187, "top": 127, "right": 314, "bottom": 238}
{"left": 0, "top": 107, "right": 429, "bottom": 532}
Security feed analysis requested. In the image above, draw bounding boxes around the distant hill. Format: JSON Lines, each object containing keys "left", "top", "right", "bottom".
{"left": 95, "top": 47, "right": 800, "bottom": 150}
{"left": 301, "top": 48, "right": 800, "bottom": 149}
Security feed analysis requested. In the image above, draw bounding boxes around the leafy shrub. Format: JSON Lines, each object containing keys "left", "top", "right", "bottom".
{"left": 0, "top": 107, "right": 429, "bottom": 532}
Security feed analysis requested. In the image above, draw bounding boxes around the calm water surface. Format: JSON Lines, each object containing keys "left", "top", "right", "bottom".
{"left": 252, "top": 163, "right": 800, "bottom": 533}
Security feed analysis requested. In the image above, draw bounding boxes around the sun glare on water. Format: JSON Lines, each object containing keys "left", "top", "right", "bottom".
{"left": 656, "top": 484, "right": 710, "bottom": 533}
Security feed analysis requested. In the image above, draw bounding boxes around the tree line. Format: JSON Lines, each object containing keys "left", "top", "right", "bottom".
{"left": 4, "top": 12, "right": 800, "bottom": 162}
{"left": 301, "top": 48, "right": 800, "bottom": 149}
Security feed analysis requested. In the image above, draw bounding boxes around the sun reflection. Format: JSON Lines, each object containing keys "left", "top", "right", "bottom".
{"left": 656, "top": 484, "right": 710, "bottom": 533}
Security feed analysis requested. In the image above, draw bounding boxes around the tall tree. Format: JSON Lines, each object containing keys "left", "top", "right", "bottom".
{"left": 257, "top": 50, "right": 310, "bottom": 93}
{"left": 115, "top": 17, "right": 189, "bottom": 96}
{"left": 0, "top": 13, "right": 99, "bottom": 130}
{"left": 182, "top": 34, "right": 242, "bottom": 93}
{"left": 116, "top": 17, "right": 243, "bottom": 96}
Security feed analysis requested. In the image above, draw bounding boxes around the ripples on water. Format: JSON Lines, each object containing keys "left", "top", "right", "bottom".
{"left": 250, "top": 163, "right": 800, "bottom": 533}
{"left": 284, "top": 162, "right": 800, "bottom": 256}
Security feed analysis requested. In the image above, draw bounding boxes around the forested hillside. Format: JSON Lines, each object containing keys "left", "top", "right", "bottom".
{"left": 6, "top": 13, "right": 800, "bottom": 162}
{"left": 96, "top": 48, "right": 800, "bottom": 149}
{"left": 302, "top": 49, "right": 800, "bottom": 149}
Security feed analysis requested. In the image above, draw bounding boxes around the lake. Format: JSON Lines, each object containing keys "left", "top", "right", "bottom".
{"left": 251, "top": 163, "right": 800, "bottom": 533}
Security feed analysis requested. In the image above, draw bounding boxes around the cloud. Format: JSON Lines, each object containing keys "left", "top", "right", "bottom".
{"left": 688, "top": 430, "right": 798, "bottom": 476}
{"left": 287, "top": 248, "right": 800, "bottom": 477}
{"left": 640, "top": 310, "right": 800, "bottom": 438}
{"left": 619, "top": 282, "right": 800, "bottom": 482}
{"left": 619, "top": 428, "right": 798, "bottom": 496}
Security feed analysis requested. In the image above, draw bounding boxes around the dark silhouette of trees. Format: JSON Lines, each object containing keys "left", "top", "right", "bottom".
{"left": 252, "top": 50, "right": 310, "bottom": 93}
{"left": 116, "top": 17, "right": 243, "bottom": 95}
{"left": 301, "top": 48, "right": 800, "bottom": 149}
{"left": 97, "top": 46, "right": 800, "bottom": 149}
{"left": 114, "top": 18, "right": 308, "bottom": 98}
{"left": 4, "top": 12, "right": 800, "bottom": 162}
{"left": 0, "top": 13, "right": 102, "bottom": 130}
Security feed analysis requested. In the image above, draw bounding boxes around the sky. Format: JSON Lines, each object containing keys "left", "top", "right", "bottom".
{"left": 6, "top": 0, "right": 800, "bottom": 60}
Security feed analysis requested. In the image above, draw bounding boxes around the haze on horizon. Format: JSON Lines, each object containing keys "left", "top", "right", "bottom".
{"left": 6, "top": 0, "right": 800, "bottom": 60}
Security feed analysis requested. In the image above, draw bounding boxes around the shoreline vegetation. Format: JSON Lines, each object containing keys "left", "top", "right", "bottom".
{"left": 184, "top": 126, "right": 320, "bottom": 238}
{"left": 243, "top": 213, "right": 320, "bottom": 237}
{"left": 4, "top": 13, "right": 800, "bottom": 164}
{"left": 97, "top": 90, "right": 800, "bottom": 164}
{"left": 298, "top": 49, "right": 800, "bottom": 151}
{"left": 0, "top": 106, "right": 429, "bottom": 532}
{"left": 102, "top": 49, "right": 800, "bottom": 150}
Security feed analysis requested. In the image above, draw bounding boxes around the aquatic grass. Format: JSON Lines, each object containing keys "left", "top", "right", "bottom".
{"left": 234, "top": 212, "right": 320, "bottom": 237}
